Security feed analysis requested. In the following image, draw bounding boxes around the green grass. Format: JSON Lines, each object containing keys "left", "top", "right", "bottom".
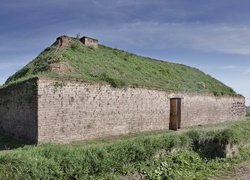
{"left": 135, "top": 147, "right": 250, "bottom": 180}
{"left": 4, "top": 37, "right": 237, "bottom": 96}
{"left": 0, "top": 118, "right": 250, "bottom": 179}
{"left": 247, "top": 106, "right": 250, "bottom": 116}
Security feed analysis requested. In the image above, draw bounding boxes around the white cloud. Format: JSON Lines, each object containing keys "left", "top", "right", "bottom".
{"left": 225, "top": 79, "right": 250, "bottom": 99}
{"left": 92, "top": 0, "right": 144, "bottom": 9}
{"left": 245, "top": 68, "right": 250, "bottom": 74}
{"left": 91, "top": 21, "right": 250, "bottom": 55}
{"left": 203, "top": 65, "right": 237, "bottom": 70}
{"left": 222, "top": 65, "right": 237, "bottom": 69}
{"left": 199, "top": 65, "right": 250, "bottom": 76}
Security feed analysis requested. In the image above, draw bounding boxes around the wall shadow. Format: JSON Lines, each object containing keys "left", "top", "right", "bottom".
{"left": 0, "top": 134, "right": 32, "bottom": 151}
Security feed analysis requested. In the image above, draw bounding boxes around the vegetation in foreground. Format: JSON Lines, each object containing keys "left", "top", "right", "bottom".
{"left": 0, "top": 135, "right": 27, "bottom": 150}
{"left": 0, "top": 118, "right": 250, "bottom": 179}
{"left": 4, "top": 37, "right": 237, "bottom": 96}
{"left": 247, "top": 106, "right": 250, "bottom": 116}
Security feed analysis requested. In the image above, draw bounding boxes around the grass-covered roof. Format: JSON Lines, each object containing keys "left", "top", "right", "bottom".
{"left": 5, "top": 36, "right": 237, "bottom": 96}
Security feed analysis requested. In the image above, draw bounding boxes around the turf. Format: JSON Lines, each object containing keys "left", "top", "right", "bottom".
{"left": 4, "top": 37, "right": 237, "bottom": 96}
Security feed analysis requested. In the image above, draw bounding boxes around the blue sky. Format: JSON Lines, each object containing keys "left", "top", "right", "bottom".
{"left": 1, "top": 0, "right": 250, "bottom": 105}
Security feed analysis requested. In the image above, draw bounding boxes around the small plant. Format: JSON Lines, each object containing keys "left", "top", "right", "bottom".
{"left": 54, "top": 81, "right": 64, "bottom": 88}
{"left": 76, "top": 33, "right": 81, "bottom": 39}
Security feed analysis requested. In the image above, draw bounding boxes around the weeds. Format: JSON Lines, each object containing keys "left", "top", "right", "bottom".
{"left": 139, "top": 150, "right": 229, "bottom": 179}
{"left": 0, "top": 132, "right": 190, "bottom": 179}
{"left": 0, "top": 119, "right": 249, "bottom": 179}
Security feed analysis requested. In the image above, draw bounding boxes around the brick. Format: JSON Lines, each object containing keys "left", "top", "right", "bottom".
{"left": 0, "top": 77, "right": 246, "bottom": 144}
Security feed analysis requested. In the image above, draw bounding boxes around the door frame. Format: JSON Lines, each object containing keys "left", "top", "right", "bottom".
{"left": 169, "top": 98, "right": 182, "bottom": 130}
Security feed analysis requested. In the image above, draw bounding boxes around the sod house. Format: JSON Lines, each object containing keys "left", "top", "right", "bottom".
{"left": 0, "top": 36, "right": 246, "bottom": 143}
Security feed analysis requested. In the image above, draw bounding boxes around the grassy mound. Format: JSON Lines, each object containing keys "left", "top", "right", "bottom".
{"left": 5, "top": 37, "right": 236, "bottom": 96}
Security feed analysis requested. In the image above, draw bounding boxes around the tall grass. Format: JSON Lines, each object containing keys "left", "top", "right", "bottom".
{"left": 0, "top": 133, "right": 190, "bottom": 179}
{"left": 0, "top": 119, "right": 250, "bottom": 179}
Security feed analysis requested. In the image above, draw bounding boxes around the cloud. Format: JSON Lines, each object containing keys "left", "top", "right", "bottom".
{"left": 222, "top": 65, "right": 237, "bottom": 69}
{"left": 200, "top": 65, "right": 250, "bottom": 75}
{"left": 151, "top": 22, "right": 250, "bottom": 55}
{"left": 203, "top": 65, "right": 237, "bottom": 70}
{"left": 92, "top": 0, "right": 142, "bottom": 9}
{"left": 86, "top": 21, "right": 250, "bottom": 55}
{"left": 2, "top": 1, "right": 250, "bottom": 57}
{"left": 245, "top": 68, "right": 250, "bottom": 74}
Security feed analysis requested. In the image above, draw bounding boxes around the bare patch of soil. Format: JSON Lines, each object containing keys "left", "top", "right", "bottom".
{"left": 48, "top": 61, "right": 80, "bottom": 76}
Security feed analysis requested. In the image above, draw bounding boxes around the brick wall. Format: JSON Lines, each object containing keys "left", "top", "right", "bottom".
{"left": 0, "top": 78, "right": 38, "bottom": 143}
{"left": 0, "top": 77, "right": 246, "bottom": 144}
{"left": 80, "top": 36, "right": 98, "bottom": 48}
{"left": 37, "top": 78, "right": 246, "bottom": 143}
{"left": 174, "top": 92, "right": 246, "bottom": 126}
{"left": 37, "top": 78, "right": 169, "bottom": 143}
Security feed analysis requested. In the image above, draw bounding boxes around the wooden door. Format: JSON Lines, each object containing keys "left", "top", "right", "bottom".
{"left": 169, "top": 98, "right": 181, "bottom": 130}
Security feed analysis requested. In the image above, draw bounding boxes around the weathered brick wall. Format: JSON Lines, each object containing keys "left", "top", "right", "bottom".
{"left": 80, "top": 36, "right": 98, "bottom": 48}
{"left": 37, "top": 78, "right": 246, "bottom": 143}
{"left": 0, "top": 77, "right": 246, "bottom": 144}
{"left": 0, "top": 78, "right": 38, "bottom": 143}
{"left": 172, "top": 92, "right": 246, "bottom": 127}
{"left": 37, "top": 78, "right": 170, "bottom": 143}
